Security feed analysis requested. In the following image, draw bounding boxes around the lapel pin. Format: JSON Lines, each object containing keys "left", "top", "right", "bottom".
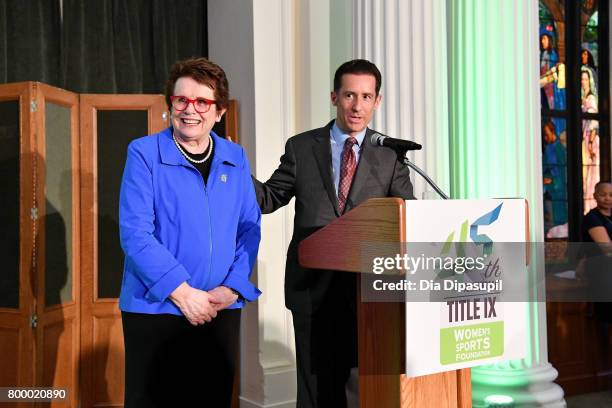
{"left": 221, "top": 174, "right": 228, "bottom": 183}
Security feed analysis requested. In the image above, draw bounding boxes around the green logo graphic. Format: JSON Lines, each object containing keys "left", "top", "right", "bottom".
{"left": 443, "top": 202, "right": 502, "bottom": 255}
{"left": 436, "top": 203, "right": 504, "bottom": 279}
{"left": 440, "top": 321, "right": 504, "bottom": 365}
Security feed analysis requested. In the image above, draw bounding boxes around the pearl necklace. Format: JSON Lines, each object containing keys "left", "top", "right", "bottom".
{"left": 172, "top": 133, "right": 213, "bottom": 164}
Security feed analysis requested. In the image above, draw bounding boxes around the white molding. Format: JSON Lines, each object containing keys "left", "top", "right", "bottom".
{"left": 240, "top": 398, "right": 296, "bottom": 408}
{"left": 239, "top": 365, "right": 297, "bottom": 408}
{"left": 240, "top": 328, "right": 297, "bottom": 408}
{"left": 353, "top": 0, "right": 451, "bottom": 199}
{"left": 252, "top": 0, "right": 299, "bottom": 406}
{"left": 209, "top": 1, "right": 299, "bottom": 406}
{"left": 295, "top": 0, "right": 333, "bottom": 131}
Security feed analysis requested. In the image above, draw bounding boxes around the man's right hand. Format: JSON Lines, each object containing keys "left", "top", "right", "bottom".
{"left": 169, "top": 282, "right": 217, "bottom": 325}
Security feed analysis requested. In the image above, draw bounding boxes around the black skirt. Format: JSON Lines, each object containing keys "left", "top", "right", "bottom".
{"left": 122, "top": 309, "right": 241, "bottom": 408}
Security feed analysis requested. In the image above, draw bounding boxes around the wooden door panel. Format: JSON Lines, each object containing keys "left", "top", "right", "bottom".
{"left": 34, "top": 83, "right": 81, "bottom": 408}
{"left": 80, "top": 94, "right": 167, "bottom": 408}
{"left": 91, "top": 313, "right": 124, "bottom": 406}
{"left": 0, "top": 325, "right": 22, "bottom": 386}
{"left": 40, "top": 318, "right": 73, "bottom": 385}
{"left": 0, "top": 326, "right": 26, "bottom": 408}
{"left": 37, "top": 306, "right": 79, "bottom": 408}
{"left": 0, "top": 82, "right": 36, "bottom": 392}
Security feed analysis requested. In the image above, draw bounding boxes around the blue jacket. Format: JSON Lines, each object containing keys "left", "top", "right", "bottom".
{"left": 118, "top": 128, "right": 261, "bottom": 315}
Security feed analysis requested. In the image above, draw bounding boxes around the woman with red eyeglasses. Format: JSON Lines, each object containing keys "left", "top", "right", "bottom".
{"left": 118, "top": 57, "right": 261, "bottom": 407}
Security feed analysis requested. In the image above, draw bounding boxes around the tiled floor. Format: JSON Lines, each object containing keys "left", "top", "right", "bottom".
{"left": 566, "top": 390, "right": 612, "bottom": 407}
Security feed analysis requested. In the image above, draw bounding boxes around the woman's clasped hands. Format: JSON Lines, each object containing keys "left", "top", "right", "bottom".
{"left": 170, "top": 282, "right": 239, "bottom": 325}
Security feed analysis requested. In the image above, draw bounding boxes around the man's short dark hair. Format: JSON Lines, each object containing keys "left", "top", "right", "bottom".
{"left": 333, "top": 59, "right": 382, "bottom": 95}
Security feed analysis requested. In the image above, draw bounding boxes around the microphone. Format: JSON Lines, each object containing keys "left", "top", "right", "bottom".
{"left": 369, "top": 133, "right": 447, "bottom": 198}
{"left": 370, "top": 133, "right": 422, "bottom": 152}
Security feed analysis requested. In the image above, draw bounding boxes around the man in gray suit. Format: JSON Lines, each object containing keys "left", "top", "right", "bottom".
{"left": 253, "top": 59, "right": 414, "bottom": 408}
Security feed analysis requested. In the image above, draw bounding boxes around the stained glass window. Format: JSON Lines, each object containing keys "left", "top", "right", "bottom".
{"left": 580, "top": 0, "right": 600, "bottom": 213}
{"left": 542, "top": 117, "right": 568, "bottom": 237}
{"left": 539, "top": 0, "right": 566, "bottom": 112}
{"left": 539, "top": 0, "right": 609, "bottom": 240}
{"left": 539, "top": 0, "right": 568, "bottom": 238}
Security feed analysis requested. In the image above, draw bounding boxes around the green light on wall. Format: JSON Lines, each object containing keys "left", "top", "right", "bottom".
{"left": 449, "top": 0, "right": 537, "bottom": 203}
{"left": 449, "top": 0, "right": 546, "bottom": 403}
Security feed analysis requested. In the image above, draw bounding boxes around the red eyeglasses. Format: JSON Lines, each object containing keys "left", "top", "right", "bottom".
{"left": 170, "top": 95, "right": 216, "bottom": 113}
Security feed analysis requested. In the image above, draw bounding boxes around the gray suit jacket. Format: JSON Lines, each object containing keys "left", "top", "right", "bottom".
{"left": 253, "top": 120, "right": 415, "bottom": 313}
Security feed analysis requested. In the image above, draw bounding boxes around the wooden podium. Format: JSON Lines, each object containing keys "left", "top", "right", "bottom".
{"left": 298, "top": 198, "right": 472, "bottom": 408}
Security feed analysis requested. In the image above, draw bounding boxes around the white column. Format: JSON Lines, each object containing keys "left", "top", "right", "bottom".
{"left": 209, "top": 2, "right": 295, "bottom": 407}
{"left": 353, "top": 0, "right": 451, "bottom": 199}
{"left": 209, "top": 1, "right": 335, "bottom": 407}
{"left": 295, "top": 0, "right": 333, "bottom": 131}
{"left": 448, "top": 0, "right": 565, "bottom": 406}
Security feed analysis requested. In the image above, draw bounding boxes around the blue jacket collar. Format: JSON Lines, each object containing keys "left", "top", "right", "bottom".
{"left": 158, "top": 127, "right": 238, "bottom": 167}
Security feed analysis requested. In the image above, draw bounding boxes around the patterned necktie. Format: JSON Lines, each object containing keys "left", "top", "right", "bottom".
{"left": 338, "top": 136, "right": 358, "bottom": 214}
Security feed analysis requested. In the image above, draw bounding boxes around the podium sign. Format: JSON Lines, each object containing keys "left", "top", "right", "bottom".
{"left": 403, "top": 199, "right": 528, "bottom": 377}
{"left": 298, "top": 197, "right": 529, "bottom": 406}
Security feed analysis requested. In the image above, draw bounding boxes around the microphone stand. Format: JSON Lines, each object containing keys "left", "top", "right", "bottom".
{"left": 396, "top": 151, "right": 449, "bottom": 200}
